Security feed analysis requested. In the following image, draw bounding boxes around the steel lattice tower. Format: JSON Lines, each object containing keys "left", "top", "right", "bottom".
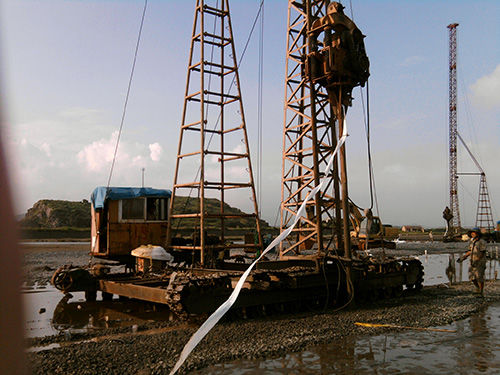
{"left": 280, "top": 0, "right": 338, "bottom": 258}
{"left": 167, "top": 0, "right": 262, "bottom": 266}
{"left": 447, "top": 23, "right": 461, "bottom": 232}
{"left": 279, "top": 1, "right": 369, "bottom": 259}
{"left": 475, "top": 173, "right": 494, "bottom": 231}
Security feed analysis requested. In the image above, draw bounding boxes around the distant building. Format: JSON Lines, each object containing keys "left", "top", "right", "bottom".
{"left": 401, "top": 225, "right": 424, "bottom": 233}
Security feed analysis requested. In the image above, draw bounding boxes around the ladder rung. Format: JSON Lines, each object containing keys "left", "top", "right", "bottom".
{"left": 185, "top": 91, "right": 202, "bottom": 100}
{"left": 171, "top": 213, "right": 201, "bottom": 219}
{"left": 223, "top": 124, "right": 243, "bottom": 134}
{"left": 203, "top": 32, "right": 231, "bottom": 43}
{"left": 205, "top": 151, "right": 247, "bottom": 158}
{"left": 205, "top": 61, "right": 235, "bottom": 71}
{"left": 188, "top": 97, "right": 221, "bottom": 106}
{"left": 183, "top": 127, "right": 222, "bottom": 135}
{"left": 191, "top": 67, "right": 223, "bottom": 76}
{"left": 193, "top": 37, "right": 224, "bottom": 48}
{"left": 181, "top": 120, "right": 203, "bottom": 128}
{"left": 188, "top": 61, "right": 202, "bottom": 70}
{"left": 205, "top": 90, "right": 239, "bottom": 100}
{"left": 170, "top": 245, "right": 202, "bottom": 251}
{"left": 174, "top": 182, "right": 201, "bottom": 188}
{"left": 178, "top": 151, "right": 201, "bottom": 158}
{"left": 203, "top": 5, "right": 228, "bottom": 17}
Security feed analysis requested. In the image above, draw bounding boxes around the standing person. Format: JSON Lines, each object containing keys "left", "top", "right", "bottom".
{"left": 458, "top": 228, "right": 487, "bottom": 296}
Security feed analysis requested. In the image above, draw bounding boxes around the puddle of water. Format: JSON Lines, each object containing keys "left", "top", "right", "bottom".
{"left": 195, "top": 303, "right": 500, "bottom": 375}
{"left": 419, "top": 253, "right": 499, "bottom": 286}
{"left": 22, "top": 251, "right": 499, "bottom": 339}
{"left": 23, "top": 286, "right": 173, "bottom": 338}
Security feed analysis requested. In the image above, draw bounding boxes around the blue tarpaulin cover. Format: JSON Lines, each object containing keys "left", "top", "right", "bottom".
{"left": 91, "top": 186, "right": 171, "bottom": 209}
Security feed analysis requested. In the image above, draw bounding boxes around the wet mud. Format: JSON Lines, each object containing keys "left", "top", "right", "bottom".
{"left": 23, "top": 242, "right": 500, "bottom": 374}
{"left": 195, "top": 303, "right": 500, "bottom": 375}
{"left": 22, "top": 242, "right": 90, "bottom": 286}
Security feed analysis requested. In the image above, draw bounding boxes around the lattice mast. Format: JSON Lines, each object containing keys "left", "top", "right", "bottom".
{"left": 475, "top": 174, "right": 494, "bottom": 231}
{"left": 447, "top": 23, "right": 461, "bottom": 232}
{"left": 280, "top": 1, "right": 369, "bottom": 259}
{"left": 457, "top": 131, "right": 495, "bottom": 231}
{"left": 167, "top": 0, "right": 262, "bottom": 266}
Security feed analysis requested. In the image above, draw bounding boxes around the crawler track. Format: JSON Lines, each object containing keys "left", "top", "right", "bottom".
{"left": 51, "top": 255, "right": 424, "bottom": 318}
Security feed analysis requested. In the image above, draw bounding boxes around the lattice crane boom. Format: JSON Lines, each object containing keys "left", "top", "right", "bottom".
{"left": 447, "top": 23, "right": 461, "bottom": 232}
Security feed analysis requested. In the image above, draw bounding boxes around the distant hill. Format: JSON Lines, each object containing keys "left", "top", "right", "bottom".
{"left": 20, "top": 199, "right": 91, "bottom": 228}
{"left": 19, "top": 197, "right": 275, "bottom": 233}
{"left": 171, "top": 196, "right": 275, "bottom": 233}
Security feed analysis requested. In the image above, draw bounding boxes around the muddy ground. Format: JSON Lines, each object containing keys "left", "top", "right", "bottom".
{"left": 22, "top": 243, "right": 90, "bottom": 286}
{"left": 23, "top": 243, "right": 500, "bottom": 374}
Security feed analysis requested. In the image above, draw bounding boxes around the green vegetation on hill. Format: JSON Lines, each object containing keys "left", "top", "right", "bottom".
{"left": 171, "top": 196, "right": 276, "bottom": 235}
{"left": 20, "top": 199, "right": 91, "bottom": 229}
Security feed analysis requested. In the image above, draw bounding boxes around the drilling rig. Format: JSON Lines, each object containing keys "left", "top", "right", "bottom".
{"left": 280, "top": 1, "right": 370, "bottom": 261}
{"left": 51, "top": 1, "right": 423, "bottom": 315}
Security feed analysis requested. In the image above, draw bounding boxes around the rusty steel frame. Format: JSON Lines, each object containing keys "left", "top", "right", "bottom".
{"left": 447, "top": 23, "right": 461, "bottom": 232}
{"left": 167, "top": 0, "right": 262, "bottom": 265}
{"left": 279, "top": 0, "right": 346, "bottom": 259}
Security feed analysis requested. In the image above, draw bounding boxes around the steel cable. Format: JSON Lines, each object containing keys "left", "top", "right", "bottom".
{"left": 106, "top": 0, "right": 148, "bottom": 189}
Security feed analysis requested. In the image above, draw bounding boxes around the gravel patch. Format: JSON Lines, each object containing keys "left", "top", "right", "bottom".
{"left": 23, "top": 242, "right": 500, "bottom": 374}
{"left": 27, "top": 281, "right": 500, "bottom": 374}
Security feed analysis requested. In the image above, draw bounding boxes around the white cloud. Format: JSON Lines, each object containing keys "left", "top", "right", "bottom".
{"left": 77, "top": 131, "right": 121, "bottom": 172}
{"left": 149, "top": 142, "right": 162, "bottom": 162}
{"left": 401, "top": 55, "right": 425, "bottom": 67}
{"left": 470, "top": 64, "right": 500, "bottom": 111}
{"left": 132, "top": 155, "right": 145, "bottom": 166}
{"left": 40, "top": 142, "right": 51, "bottom": 157}
{"left": 77, "top": 132, "right": 164, "bottom": 175}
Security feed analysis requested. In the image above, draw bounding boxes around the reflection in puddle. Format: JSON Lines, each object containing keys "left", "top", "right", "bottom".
{"left": 419, "top": 253, "right": 499, "bottom": 286}
{"left": 23, "top": 286, "right": 173, "bottom": 338}
{"left": 195, "top": 304, "right": 500, "bottom": 374}
{"left": 24, "top": 253, "right": 499, "bottom": 338}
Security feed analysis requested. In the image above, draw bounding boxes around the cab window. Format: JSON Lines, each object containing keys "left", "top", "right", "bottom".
{"left": 121, "top": 198, "right": 144, "bottom": 220}
{"left": 119, "top": 197, "right": 168, "bottom": 222}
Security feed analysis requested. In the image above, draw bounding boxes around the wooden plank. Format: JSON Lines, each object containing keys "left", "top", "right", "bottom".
{"left": 99, "top": 280, "right": 170, "bottom": 305}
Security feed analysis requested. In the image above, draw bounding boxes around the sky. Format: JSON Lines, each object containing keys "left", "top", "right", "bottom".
{"left": 1, "top": 0, "right": 499, "bottom": 228}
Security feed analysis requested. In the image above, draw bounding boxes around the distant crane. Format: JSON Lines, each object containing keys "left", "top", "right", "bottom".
{"left": 447, "top": 23, "right": 460, "bottom": 233}
{"left": 446, "top": 23, "right": 494, "bottom": 234}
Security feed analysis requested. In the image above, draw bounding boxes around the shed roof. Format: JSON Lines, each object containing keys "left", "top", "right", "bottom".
{"left": 91, "top": 186, "right": 171, "bottom": 209}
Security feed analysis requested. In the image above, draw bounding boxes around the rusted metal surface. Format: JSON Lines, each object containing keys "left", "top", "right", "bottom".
{"left": 99, "top": 279, "right": 172, "bottom": 305}
{"left": 166, "top": 0, "right": 262, "bottom": 266}
{"left": 91, "top": 199, "right": 168, "bottom": 261}
{"left": 52, "top": 254, "right": 423, "bottom": 318}
{"left": 280, "top": 1, "right": 369, "bottom": 259}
